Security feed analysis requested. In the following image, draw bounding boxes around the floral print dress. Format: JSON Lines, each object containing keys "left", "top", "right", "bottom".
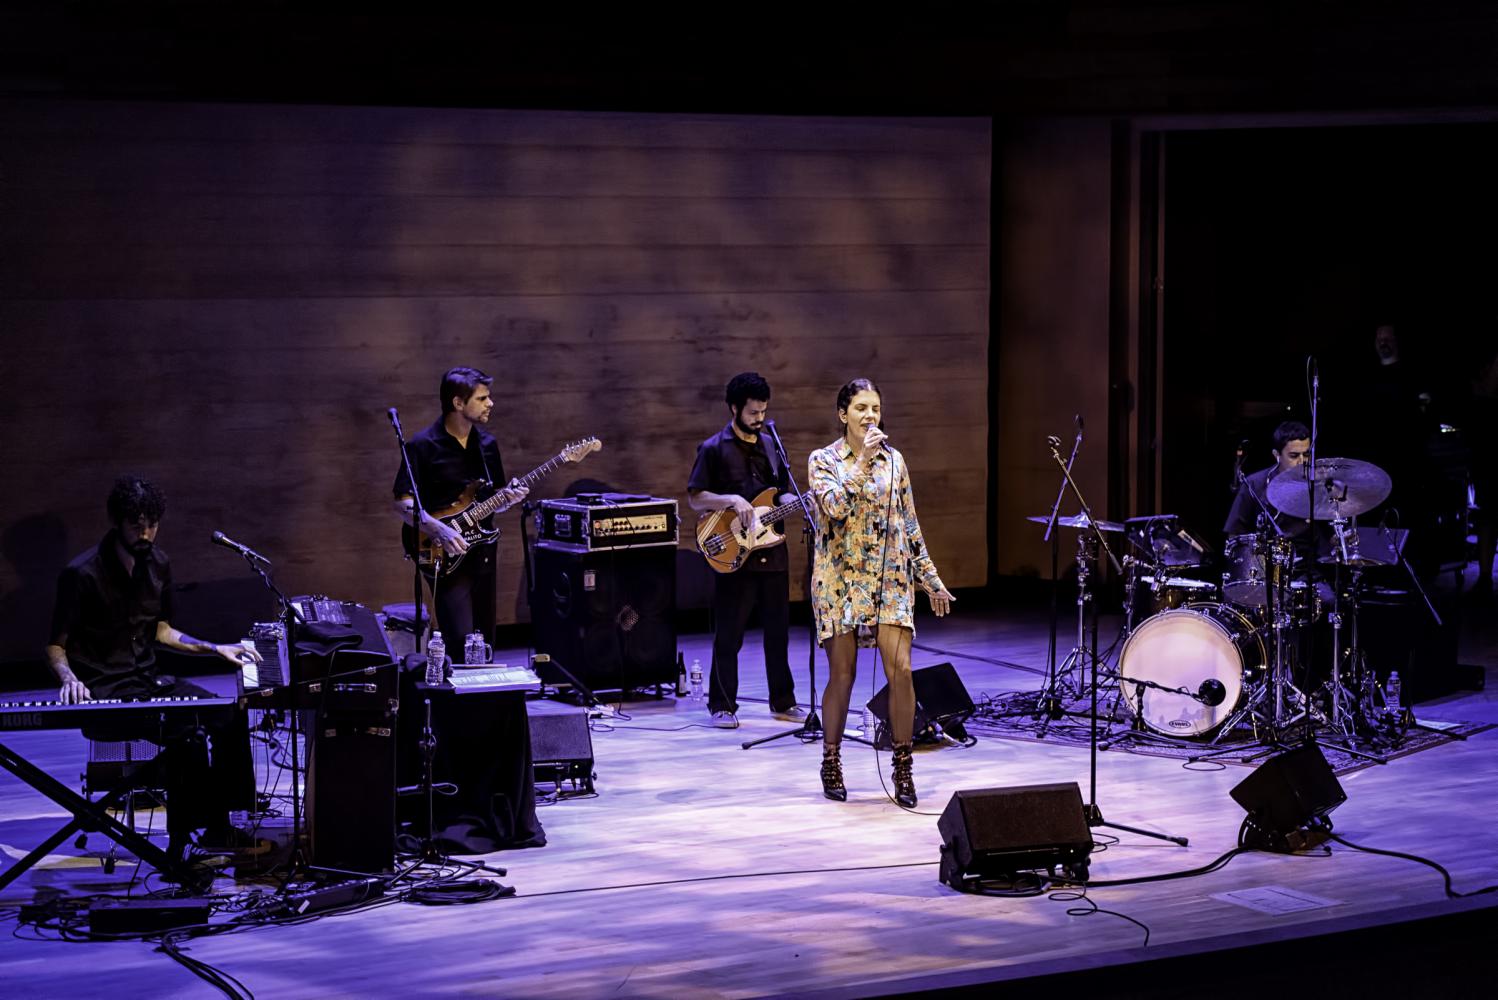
{"left": 808, "top": 438, "right": 945, "bottom": 646}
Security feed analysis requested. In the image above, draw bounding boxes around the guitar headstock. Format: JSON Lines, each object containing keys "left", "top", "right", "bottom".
{"left": 561, "top": 437, "right": 602, "bottom": 463}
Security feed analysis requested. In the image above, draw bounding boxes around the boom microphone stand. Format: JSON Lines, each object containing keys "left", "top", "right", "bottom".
{"left": 219, "top": 542, "right": 316, "bottom": 883}
{"left": 1045, "top": 435, "right": 1187, "bottom": 846}
{"left": 389, "top": 408, "right": 432, "bottom": 646}
{"left": 1036, "top": 416, "right": 1085, "bottom": 725}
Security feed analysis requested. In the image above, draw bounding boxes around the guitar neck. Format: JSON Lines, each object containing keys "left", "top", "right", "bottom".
{"left": 760, "top": 495, "right": 806, "bottom": 527}
{"left": 467, "top": 451, "right": 569, "bottom": 521}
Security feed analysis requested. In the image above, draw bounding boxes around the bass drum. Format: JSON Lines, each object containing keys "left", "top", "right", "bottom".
{"left": 1118, "top": 603, "right": 1265, "bottom": 738}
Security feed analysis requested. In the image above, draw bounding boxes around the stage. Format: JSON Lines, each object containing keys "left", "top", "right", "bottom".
{"left": 2, "top": 588, "right": 1496, "bottom": 998}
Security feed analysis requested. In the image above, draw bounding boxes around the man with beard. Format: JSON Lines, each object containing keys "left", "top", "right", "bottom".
{"left": 47, "top": 475, "right": 258, "bottom": 862}
{"left": 688, "top": 372, "right": 805, "bottom": 728}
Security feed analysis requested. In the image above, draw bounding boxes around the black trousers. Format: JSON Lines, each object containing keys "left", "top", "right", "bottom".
{"left": 429, "top": 543, "right": 497, "bottom": 648}
{"left": 709, "top": 568, "right": 795, "bottom": 714}
{"left": 82, "top": 676, "right": 254, "bottom": 840}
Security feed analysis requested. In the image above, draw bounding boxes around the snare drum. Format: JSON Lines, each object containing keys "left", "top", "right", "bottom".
{"left": 1118, "top": 603, "right": 1265, "bottom": 737}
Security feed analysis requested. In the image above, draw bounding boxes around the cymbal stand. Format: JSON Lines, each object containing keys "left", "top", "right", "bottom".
{"left": 1265, "top": 535, "right": 1306, "bottom": 734}
{"left": 1322, "top": 518, "right": 1362, "bottom": 737}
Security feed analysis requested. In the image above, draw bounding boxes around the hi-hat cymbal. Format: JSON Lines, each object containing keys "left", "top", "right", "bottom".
{"left": 1026, "top": 513, "right": 1125, "bottom": 532}
{"left": 1266, "top": 458, "right": 1392, "bottom": 520}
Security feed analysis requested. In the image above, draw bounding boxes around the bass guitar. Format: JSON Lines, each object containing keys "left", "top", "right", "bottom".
{"left": 404, "top": 437, "right": 601, "bottom": 578}
{"left": 695, "top": 487, "right": 806, "bottom": 573}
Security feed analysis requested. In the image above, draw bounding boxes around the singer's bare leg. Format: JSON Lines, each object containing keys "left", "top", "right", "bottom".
{"left": 821, "top": 632, "right": 858, "bottom": 747}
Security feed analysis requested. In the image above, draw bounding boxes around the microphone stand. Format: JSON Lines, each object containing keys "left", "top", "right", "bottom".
{"left": 389, "top": 409, "right": 433, "bottom": 648}
{"left": 1378, "top": 521, "right": 1463, "bottom": 743}
{"left": 1036, "top": 422, "right": 1084, "bottom": 728}
{"left": 220, "top": 543, "right": 317, "bottom": 884}
{"left": 1046, "top": 438, "right": 1187, "bottom": 847}
{"left": 393, "top": 695, "right": 510, "bottom": 881}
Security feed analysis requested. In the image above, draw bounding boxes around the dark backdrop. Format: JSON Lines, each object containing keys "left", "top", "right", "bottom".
{"left": 1162, "top": 122, "right": 1496, "bottom": 556}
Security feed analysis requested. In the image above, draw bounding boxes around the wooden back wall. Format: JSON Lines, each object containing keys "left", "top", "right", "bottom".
{"left": 0, "top": 100, "right": 990, "bottom": 659}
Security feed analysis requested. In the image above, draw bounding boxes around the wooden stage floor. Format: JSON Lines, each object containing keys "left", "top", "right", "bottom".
{"left": 3, "top": 590, "right": 1497, "bottom": 998}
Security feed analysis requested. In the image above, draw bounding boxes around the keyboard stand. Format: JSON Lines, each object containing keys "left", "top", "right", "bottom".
{"left": 0, "top": 738, "right": 204, "bottom": 890}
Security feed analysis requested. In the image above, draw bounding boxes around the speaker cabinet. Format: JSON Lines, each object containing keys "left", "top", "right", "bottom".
{"left": 532, "top": 543, "right": 677, "bottom": 692}
{"left": 527, "top": 699, "right": 595, "bottom": 793}
{"left": 307, "top": 715, "right": 396, "bottom": 874}
{"left": 867, "top": 662, "right": 976, "bottom": 748}
{"left": 1230, "top": 742, "right": 1346, "bottom": 852}
{"left": 937, "top": 782, "right": 1093, "bottom": 889}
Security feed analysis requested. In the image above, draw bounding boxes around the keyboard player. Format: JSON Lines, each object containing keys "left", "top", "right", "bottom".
{"left": 45, "top": 476, "right": 259, "bottom": 863}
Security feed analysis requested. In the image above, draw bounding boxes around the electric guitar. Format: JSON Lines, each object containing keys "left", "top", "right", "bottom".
{"left": 403, "top": 437, "right": 601, "bottom": 579}
{"left": 695, "top": 487, "right": 807, "bottom": 573}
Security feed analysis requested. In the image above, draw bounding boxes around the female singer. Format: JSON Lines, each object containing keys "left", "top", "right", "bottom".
{"left": 808, "top": 378, "right": 954, "bottom": 805}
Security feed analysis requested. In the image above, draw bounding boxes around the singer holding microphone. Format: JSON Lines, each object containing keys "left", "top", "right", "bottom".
{"left": 808, "top": 378, "right": 954, "bottom": 806}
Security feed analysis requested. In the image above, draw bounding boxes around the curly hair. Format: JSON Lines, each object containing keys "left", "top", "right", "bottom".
{"left": 725, "top": 371, "right": 771, "bottom": 411}
{"left": 106, "top": 475, "right": 167, "bottom": 526}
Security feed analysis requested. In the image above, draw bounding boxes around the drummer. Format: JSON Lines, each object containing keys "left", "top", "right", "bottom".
{"left": 1223, "top": 419, "right": 1324, "bottom": 565}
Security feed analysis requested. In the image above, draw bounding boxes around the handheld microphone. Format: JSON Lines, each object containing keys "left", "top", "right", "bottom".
{"left": 211, "top": 531, "right": 270, "bottom": 564}
{"left": 387, "top": 407, "right": 403, "bottom": 433}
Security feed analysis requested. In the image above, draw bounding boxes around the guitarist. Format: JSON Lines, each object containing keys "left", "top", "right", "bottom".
{"left": 392, "top": 366, "right": 528, "bottom": 645}
{"left": 687, "top": 372, "right": 805, "bottom": 729}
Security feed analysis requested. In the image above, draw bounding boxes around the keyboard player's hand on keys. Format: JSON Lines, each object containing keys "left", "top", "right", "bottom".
{"left": 59, "top": 678, "right": 92, "bottom": 704}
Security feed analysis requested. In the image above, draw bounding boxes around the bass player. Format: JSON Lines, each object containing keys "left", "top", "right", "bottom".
{"left": 687, "top": 372, "right": 806, "bottom": 728}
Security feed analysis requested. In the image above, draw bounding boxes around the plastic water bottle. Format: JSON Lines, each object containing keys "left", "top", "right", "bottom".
{"left": 1386, "top": 670, "right": 1402, "bottom": 717}
{"left": 425, "top": 631, "right": 446, "bottom": 685}
{"left": 862, "top": 705, "right": 877, "bottom": 740}
{"left": 689, "top": 658, "right": 703, "bottom": 702}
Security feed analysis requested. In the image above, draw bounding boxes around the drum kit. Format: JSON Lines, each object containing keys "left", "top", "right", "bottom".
{"left": 1033, "top": 456, "right": 1423, "bottom": 760}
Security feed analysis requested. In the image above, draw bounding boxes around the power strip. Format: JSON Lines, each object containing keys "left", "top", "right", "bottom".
{"left": 89, "top": 897, "right": 213, "bottom": 935}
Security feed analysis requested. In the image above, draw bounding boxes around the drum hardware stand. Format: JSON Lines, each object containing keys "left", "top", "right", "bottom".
{"left": 1376, "top": 519, "right": 1467, "bottom": 745}
{"left": 1046, "top": 437, "right": 1187, "bottom": 847}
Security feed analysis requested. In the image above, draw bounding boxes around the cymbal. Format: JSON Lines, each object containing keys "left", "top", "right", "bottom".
{"left": 1265, "top": 458, "right": 1392, "bottom": 520}
{"left": 1026, "top": 513, "right": 1125, "bottom": 532}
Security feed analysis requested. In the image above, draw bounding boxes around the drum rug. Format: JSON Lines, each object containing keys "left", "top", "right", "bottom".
{"left": 965, "top": 690, "right": 1494, "bottom": 776}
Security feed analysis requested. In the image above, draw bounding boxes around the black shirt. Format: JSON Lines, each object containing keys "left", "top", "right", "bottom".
{"left": 393, "top": 418, "right": 507, "bottom": 521}
{"left": 1223, "top": 465, "right": 1327, "bottom": 566}
{"left": 688, "top": 423, "right": 791, "bottom": 573}
{"left": 49, "top": 530, "right": 174, "bottom": 699}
